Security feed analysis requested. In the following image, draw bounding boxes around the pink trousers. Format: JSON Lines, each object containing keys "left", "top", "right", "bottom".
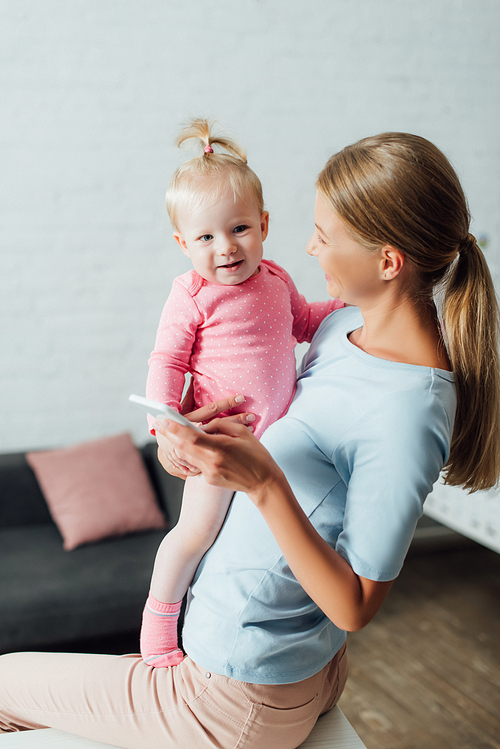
{"left": 0, "top": 644, "right": 347, "bottom": 749}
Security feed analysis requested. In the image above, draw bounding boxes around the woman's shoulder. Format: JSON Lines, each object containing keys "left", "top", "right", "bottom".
{"left": 325, "top": 304, "right": 361, "bottom": 325}
{"left": 305, "top": 305, "right": 362, "bottom": 354}
{"left": 313, "top": 303, "right": 361, "bottom": 334}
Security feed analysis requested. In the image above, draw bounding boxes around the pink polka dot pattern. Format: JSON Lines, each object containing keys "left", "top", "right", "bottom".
{"left": 146, "top": 259, "right": 343, "bottom": 437}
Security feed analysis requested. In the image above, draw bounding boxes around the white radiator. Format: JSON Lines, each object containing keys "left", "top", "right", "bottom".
{"left": 424, "top": 476, "right": 500, "bottom": 553}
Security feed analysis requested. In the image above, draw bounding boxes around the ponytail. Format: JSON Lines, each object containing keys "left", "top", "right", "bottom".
{"left": 317, "top": 132, "right": 500, "bottom": 492}
{"left": 175, "top": 118, "right": 247, "bottom": 163}
{"left": 441, "top": 236, "right": 500, "bottom": 491}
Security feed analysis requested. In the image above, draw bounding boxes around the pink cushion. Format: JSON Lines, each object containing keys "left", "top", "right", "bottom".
{"left": 26, "top": 433, "right": 166, "bottom": 550}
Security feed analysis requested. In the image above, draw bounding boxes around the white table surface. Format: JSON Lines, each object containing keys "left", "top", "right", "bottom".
{"left": 0, "top": 706, "right": 366, "bottom": 749}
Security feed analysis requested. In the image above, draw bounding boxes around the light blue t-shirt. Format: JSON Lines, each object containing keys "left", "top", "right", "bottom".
{"left": 183, "top": 306, "right": 456, "bottom": 684}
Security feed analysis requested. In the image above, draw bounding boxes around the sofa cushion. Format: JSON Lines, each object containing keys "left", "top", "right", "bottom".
{"left": 0, "top": 524, "right": 167, "bottom": 652}
{"left": 26, "top": 434, "right": 166, "bottom": 550}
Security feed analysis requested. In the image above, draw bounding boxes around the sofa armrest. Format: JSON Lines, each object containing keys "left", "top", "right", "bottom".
{"left": 140, "top": 442, "right": 184, "bottom": 528}
{"left": 0, "top": 452, "right": 54, "bottom": 528}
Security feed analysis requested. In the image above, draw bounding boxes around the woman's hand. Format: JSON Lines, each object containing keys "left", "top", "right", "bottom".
{"left": 154, "top": 417, "right": 283, "bottom": 496}
{"left": 155, "top": 394, "right": 255, "bottom": 479}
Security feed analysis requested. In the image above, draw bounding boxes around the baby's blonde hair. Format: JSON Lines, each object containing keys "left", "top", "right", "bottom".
{"left": 166, "top": 119, "right": 264, "bottom": 230}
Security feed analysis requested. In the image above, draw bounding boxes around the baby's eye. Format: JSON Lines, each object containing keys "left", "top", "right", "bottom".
{"left": 199, "top": 234, "right": 213, "bottom": 242}
{"left": 233, "top": 225, "right": 248, "bottom": 234}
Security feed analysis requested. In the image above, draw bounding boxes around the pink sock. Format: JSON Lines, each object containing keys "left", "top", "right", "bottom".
{"left": 140, "top": 593, "right": 184, "bottom": 668}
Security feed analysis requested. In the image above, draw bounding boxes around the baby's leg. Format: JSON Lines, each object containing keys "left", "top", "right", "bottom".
{"left": 152, "top": 475, "right": 233, "bottom": 601}
{"left": 140, "top": 475, "right": 233, "bottom": 668}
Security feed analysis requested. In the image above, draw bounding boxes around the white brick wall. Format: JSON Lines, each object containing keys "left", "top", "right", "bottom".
{"left": 1, "top": 0, "right": 499, "bottom": 452}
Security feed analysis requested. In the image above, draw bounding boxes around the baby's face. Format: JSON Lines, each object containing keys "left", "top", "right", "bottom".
{"left": 174, "top": 189, "right": 269, "bottom": 286}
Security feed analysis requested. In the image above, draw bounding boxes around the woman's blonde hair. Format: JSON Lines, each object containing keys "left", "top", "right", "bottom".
{"left": 317, "top": 132, "right": 500, "bottom": 492}
{"left": 166, "top": 118, "right": 264, "bottom": 230}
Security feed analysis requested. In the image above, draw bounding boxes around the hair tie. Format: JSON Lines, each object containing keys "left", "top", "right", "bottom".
{"left": 204, "top": 145, "right": 214, "bottom": 154}
{"left": 459, "top": 233, "right": 476, "bottom": 256}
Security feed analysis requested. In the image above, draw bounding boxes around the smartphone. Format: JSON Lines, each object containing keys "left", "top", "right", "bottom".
{"left": 129, "top": 395, "right": 203, "bottom": 431}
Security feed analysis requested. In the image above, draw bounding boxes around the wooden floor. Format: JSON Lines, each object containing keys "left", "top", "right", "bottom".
{"left": 45, "top": 540, "right": 500, "bottom": 749}
{"left": 338, "top": 542, "right": 500, "bottom": 749}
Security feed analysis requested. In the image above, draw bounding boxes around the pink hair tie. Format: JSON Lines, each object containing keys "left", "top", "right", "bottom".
{"left": 204, "top": 145, "right": 214, "bottom": 154}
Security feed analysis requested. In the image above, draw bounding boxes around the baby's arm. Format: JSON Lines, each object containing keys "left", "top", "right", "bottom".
{"left": 146, "top": 279, "right": 202, "bottom": 431}
{"left": 279, "top": 265, "right": 343, "bottom": 343}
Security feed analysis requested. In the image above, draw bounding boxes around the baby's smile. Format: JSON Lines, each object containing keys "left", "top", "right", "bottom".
{"left": 218, "top": 259, "right": 244, "bottom": 270}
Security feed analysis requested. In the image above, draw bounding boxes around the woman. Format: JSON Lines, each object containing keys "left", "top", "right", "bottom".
{"left": 1, "top": 133, "right": 499, "bottom": 749}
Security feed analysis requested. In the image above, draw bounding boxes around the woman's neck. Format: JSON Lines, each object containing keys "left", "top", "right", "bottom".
{"left": 349, "top": 296, "right": 451, "bottom": 371}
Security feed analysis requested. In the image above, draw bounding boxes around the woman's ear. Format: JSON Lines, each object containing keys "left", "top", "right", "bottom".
{"left": 173, "top": 232, "right": 190, "bottom": 258}
{"left": 381, "top": 245, "right": 405, "bottom": 280}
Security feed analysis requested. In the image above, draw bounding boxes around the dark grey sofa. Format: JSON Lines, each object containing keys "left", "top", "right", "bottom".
{"left": 0, "top": 443, "right": 184, "bottom": 653}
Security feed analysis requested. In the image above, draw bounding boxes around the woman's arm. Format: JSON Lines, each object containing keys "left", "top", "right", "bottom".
{"left": 154, "top": 418, "right": 393, "bottom": 632}
{"left": 251, "top": 473, "right": 394, "bottom": 631}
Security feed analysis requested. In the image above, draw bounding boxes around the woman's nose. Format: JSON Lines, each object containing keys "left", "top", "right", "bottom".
{"left": 306, "top": 235, "right": 317, "bottom": 256}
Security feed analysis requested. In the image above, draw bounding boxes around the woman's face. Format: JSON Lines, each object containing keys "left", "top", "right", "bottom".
{"left": 306, "top": 192, "right": 383, "bottom": 306}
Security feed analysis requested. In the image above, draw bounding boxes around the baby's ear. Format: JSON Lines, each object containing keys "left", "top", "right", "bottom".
{"left": 173, "top": 232, "right": 190, "bottom": 257}
{"left": 260, "top": 211, "right": 270, "bottom": 241}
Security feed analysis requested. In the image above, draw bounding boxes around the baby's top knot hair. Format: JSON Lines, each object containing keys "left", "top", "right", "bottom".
{"left": 166, "top": 117, "right": 264, "bottom": 231}
{"left": 175, "top": 118, "right": 247, "bottom": 162}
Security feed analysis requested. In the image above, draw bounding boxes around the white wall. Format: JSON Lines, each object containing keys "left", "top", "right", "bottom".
{"left": 1, "top": 0, "right": 499, "bottom": 452}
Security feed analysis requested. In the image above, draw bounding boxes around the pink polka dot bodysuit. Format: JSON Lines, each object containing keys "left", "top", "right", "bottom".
{"left": 146, "top": 259, "right": 343, "bottom": 437}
